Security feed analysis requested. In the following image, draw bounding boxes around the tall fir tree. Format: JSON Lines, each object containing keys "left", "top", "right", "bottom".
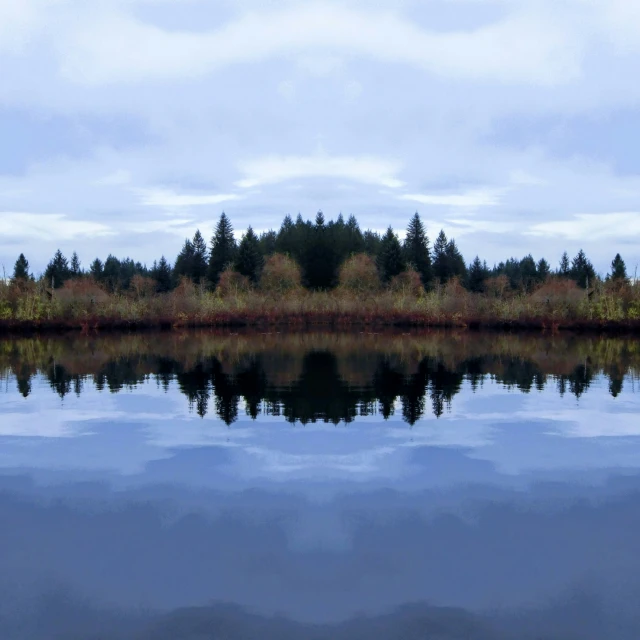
{"left": 537, "top": 258, "right": 551, "bottom": 282}
{"left": 153, "top": 256, "right": 173, "bottom": 293}
{"left": 191, "top": 229, "right": 208, "bottom": 284}
{"left": 403, "top": 212, "right": 432, "bottom": 289}
{"left": 259, "top": 230, "right": 278, "bottom": 257}
{"left": 377, "top": 227, "right": 406, "bottom": 282}
{"left": 363, "top": 229, "right": 381, "bottom": 256}
{"left": 12, "top": 254, "right": 31, "bottom": 281}
{"left": 559, "top": 251, "right": 570, "bottom": 277}
{"left": 89, "top": 258, "right": 103, "bottom": 280}
{"left": 610, "top": 253, "right": 628, "bottom": 282}
{"left": 174, "top": 239, "right": 195, "bottom": 283}
{"left": 235, "top": 226, "right": 264, "bottom": 284}
{"left": 70, "top": 251, "right": 81, "bottom": 278}
{"left": 467, "top": 256, "right": 487, "bottom": 292}
{"left": 570, "top": 249, "right": 596, "bottom": 289}
{"left": 445, "top": 239, "right": 467, "bottom": 280}
{"left": 432, "top": 230, "right": 449, "bottom": 284}
{"left": 208, "top": 212, "right": 237, "bottom": 288}
{"left": 44, "top": 250, "right": 71, "bottom": 289}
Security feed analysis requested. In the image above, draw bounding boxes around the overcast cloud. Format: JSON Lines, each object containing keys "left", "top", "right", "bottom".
{"left": 1, "top": 0, "right": 640, "bottom": 274}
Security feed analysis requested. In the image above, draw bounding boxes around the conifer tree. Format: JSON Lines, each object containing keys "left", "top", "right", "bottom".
{"left": 537, "top": 258, "right": 550, "bottom": 282}
{"left": 102, "top": 255, "right": 122, "bottom": 292}
{"left": 44, "top": 250, "right": 70, "bottom": 289}
{"left": 519, "top": 254, "right": 537, "bottom": 292}
{"left": 208, "top": 212, "right": 237, "bottom": 288}
{"left": 432, "top": 230, "right": 449, "bottom": 284}
{"left": 559, "top": 252, "right": 570, "bottom": 277}
{"left": 174, "top": 238, "right": 195, "bottom": 283}
{"left": 344, "top": 214, "right": 365, "bottom": 255}
{"left": 89, "top": 258, "right": 103, "bottom": 280}
{"left": 12, "top": 254, "right": 31, "bottom": 281}
{"left": 403, "top": 212, "right": 432, "bottom": 289}
{"left": 153, "top": 256, "right": 173, "bottom": 293}
{"left": 235, "top": 226, "right": 264, "bottom": 284}
{"left": 259, "top": 230, "right": 277, "bottom": 257}
{"left": 570, "top": 249, "right": 596, "bottom": 289}
{"left": 363, "top": 229, "right": 381, "bottom": 256}
{"left": 445, "top": 239, "right": 467, "bottom": 280}
{"left": 70, "top": 252, "right": 81, "bottom": 278}
{"left": 610, "top": 253, "right": 628, "bottom": 282}
{"left": 377, "top": 227, "right": 406, "bottom": 282}
{"left": 467, "top": 256, "right": 487, "bottom": 292}
{"left": 191, "top": 229, "right": 208, "bottom": 284}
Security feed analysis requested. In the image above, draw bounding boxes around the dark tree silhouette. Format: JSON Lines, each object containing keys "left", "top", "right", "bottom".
{"left": 610, "top": 253, "right": 628, "bottom": 282}
{"left": 571, "top": 249, "right": 596, "bottom": 289}
{"left": 44, "top": 250, "right": 71, "bottom": 289}
{"left": 235, "top": 226, "right": 264, "bottom": 284}
{"left": 12, "top": 253, "right": 31, "bottom": 281}
{"left": 467, "top": 256, "right": 488, "bottom": 292}
{"left": 377, "top": 227, "right": 406, "bottom": 282}
{"left": 152, "top": 256, "right": 173, "bottom": 293}
{"left": 70, "top": 251, "right": 81, "bottom": 277}
{"left": 208, "top": 212, "right": 237, "bottom": 288}
{"left": 432, "top": 230, "right": 449, "bottom": 284}
{"left": 403, "top": 212, "right": 432, "bottom": 289}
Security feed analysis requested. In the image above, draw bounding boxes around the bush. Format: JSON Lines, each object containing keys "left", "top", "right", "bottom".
{"left": 259, "top": 253, "right": 302, "bottom": 294}
{"left": 217, "top": 268, "right": 251, "bottom": 296}
{"left": 389, "top": 269, "right": 423, "bottom": 296}
{"left": 338, "top": 253, "right": 381, "bottom": 293}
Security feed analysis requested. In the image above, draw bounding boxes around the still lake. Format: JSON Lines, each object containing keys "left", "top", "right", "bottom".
{"left": 1, "top": 330, "right": 640, "bottom": 639}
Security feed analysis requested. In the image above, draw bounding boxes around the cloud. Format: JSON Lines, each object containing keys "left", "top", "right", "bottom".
{"left": 526, "top": 212, "right": 640, "bottom": 240}
{"left": 94, "top": 169, "right": 132, "bottom": 186}
{"left": 277, "top": 80, "right": 296, "bottom": 100}
{"left": 0, "top": 212, "right": 115, "bottom": 241}
{"left": 236, "top": 153, "right": 404, "bottom": 188}
{"left": 399, "top": 188, "right": 505, "bottom": 207}
{"left": 136, "top": 188, "right": 242, "bottom": 207}
{"left": 55, "top": 3, "right": 582, "bottom": 85}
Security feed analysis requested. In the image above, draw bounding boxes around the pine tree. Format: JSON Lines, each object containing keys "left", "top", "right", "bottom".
{"left": 537, "top": 258, "right": 550, "bottom": 282}
{"left": 519, "top": 254, "right": 537, "bottom": 292}
{"left": 174, "top": 238, "right": 195, "bottom": 283}
{"left": 102, "top": 255, "right": 122, "bottom": 292}
{"left": 235, "top": 226, "right": 264, "bottom": 284}
{"left": 363, "top": 230, "right": 381, "bottom": 256}
{"left": 445, "top": 239, "right": 466, "bottom": 280}
{"left": 70, "top": 252, "right": 81, "bottom": 277}
{"left": 44, "top": 250, "right": 71, "bottom": 289}
{"left": 403, "top": 212, "right": 432, "bottom": 289}
{"left": 259, "top": 230, "right": 278, "bottom": 257}
{"left": 12, "top": 254, "right": 31, "bottom": 281}
{"left": 467, "top": 256, "right": 487, "bottom": 292}
{"left": 610, "top": 253, "right": 628, "bottom": 282}
{"left": 570, "top": 249, "right": 596, "bottom": 289}
{"left": 191, "top": 229, "right": 208, "bottom": 284}
{"left": 208, "top": 212, "right": 237, "bottom": 288}
{"left": 89, "top": 258, "right": 103, "bottom": 280}
{"left": 432, "top": 230, "right": 449, "bottom": 284}
{"left": 377, "top": 227, "right": 406, "bottom": 283}
{"left": 559, "top": 252, "right": 570, "bottom": 277}
{"left": 153, "top": 256, "right": 173, "bottom": 293}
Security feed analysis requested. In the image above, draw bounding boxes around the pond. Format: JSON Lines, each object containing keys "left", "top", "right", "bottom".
{"left": 1, "top": 330, "right": 640, "bottom": 639}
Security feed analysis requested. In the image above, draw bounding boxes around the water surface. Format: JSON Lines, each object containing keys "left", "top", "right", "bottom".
{"left": 1, "top": 330, "right": 640, "bottom": 639}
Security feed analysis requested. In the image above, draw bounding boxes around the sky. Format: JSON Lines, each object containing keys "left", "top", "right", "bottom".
{"left": 1, "top": 0, "right": 640, "bottom": 275}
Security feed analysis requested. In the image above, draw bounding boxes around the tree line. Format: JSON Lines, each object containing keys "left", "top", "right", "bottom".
{"left": 8, "top": 211, "right": 633, "bottom": 294}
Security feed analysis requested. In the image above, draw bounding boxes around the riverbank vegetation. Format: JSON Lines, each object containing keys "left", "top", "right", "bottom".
{"left": 1, "top": 211, "right": 639, "bottom": 332}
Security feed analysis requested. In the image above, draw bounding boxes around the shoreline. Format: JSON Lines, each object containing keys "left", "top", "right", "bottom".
{"left": 2, "top": 312, "right": 639, "bottom": 336}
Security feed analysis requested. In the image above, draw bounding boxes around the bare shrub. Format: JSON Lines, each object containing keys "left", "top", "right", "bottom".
{"left": 259, "top": 253, "right": 302, "bottom": 294}
{"left": 217, "top": 268, "right": 251, "bottom": 296}
{"left": 338, "top": 253, "right": 381, "bottom": 293}
{"left": 389, "top": 269, "right": 422, "bottom": 296}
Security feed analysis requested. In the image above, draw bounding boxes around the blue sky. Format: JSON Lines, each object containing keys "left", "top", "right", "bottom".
{"left": 1, "top": 0, "right": 640, "bottom": 275}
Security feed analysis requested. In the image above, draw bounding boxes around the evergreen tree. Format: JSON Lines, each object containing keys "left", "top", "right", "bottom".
{"left": 102, "top": 255, "right": 122, "bottom": 292}
{"left": 445, "top": 239, "right": 466, "bottom": 280}
{"left": 432, "top": 230, "right": 449, "bottom": 284}
{"left": 610, "top": 253, "right": 628, "bottom": 282}
{"left": 519, "top": 254, "right": 538, "bottom": 292}
{"left": 299, "top": 211, "right": 339, "bottom": 289}
{"left": 44, "top": 250, "right": 71, "bottom": 289}
{"left": 89, "top": 258, "right": 103, "bottom": 280}
{"left": 363, "top": 229, "right": 381, "bottom": 256}
{"left": 403, "top": 212, "right": 432, "bottom": 289}
{"left": 467, "top": 256, "right": 487, "bottom": 292}
{"left": 235, "top": 226, "right": 264, "bottom": 284}
{"left": 153, "top": 256, "right": 173, "bottom": 293}
{"left": 377, "top": 227, "right": 406, "bottom": 282}
{"left": 70, "top": 252, "right": 81, "bottom": 277}
{"left": 174, "top": 238, "right": 195, "bottom": 283}
{"left": 12, "top": 254, "right": 31, "bottom": 281}
{"left": 537, "top": 258, "right": 551, "bottom": 282}
{"left": 259, "top": 230, "right": 278, "bottom": 256}
{"left": 570, "top": 249, "right": 596, "bottom": 289}
{"left": 344, "top": 215, "right": 365, "bottom": 255}
{"left": 191, "top": 229, "right": 208, "bottom": 284}
{"left": 559, "top": 251, "right": 570, "bottom": 277}
{"left": 208, "top": 212, "right": 237, "bottom": 288}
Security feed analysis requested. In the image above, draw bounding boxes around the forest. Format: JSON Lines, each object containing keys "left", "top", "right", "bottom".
{"left": 1, "top": 211, "right": 639, "bottom": 331}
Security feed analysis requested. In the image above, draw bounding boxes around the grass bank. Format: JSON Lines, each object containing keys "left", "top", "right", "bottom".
{"left": 1, "top": 276, "right": 640, "bottom": 334}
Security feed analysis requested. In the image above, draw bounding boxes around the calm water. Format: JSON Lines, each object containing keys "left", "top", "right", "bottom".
{"left": 1, "top": 330, "right": 640, "bottom": 639}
